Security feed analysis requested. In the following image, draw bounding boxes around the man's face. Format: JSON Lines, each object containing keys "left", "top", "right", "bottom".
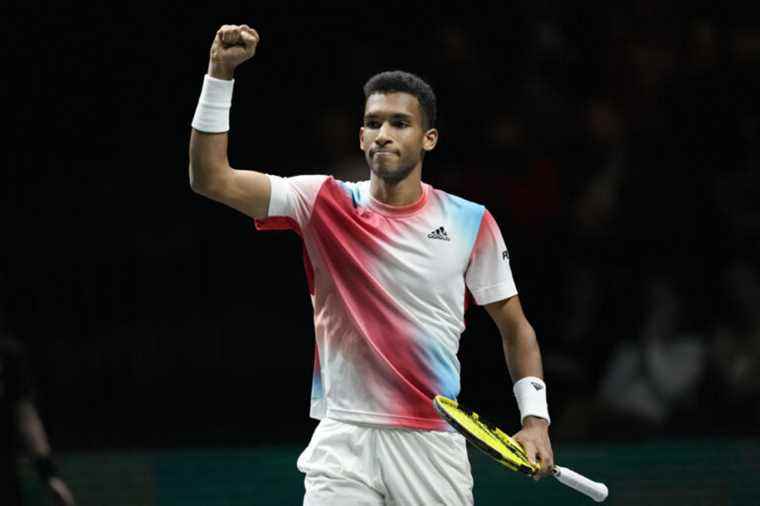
{"left": 360, "top": 92, "right": 438, "bottom": 183}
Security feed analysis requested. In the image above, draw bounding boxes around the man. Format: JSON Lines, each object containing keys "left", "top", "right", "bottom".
{"left": 189, "top": 24, "right": 554, "bottom": 505}
{"left": 0, "top": 335, "right": 76, "bottom": 506}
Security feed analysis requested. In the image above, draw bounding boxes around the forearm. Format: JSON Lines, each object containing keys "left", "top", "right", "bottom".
{"left": 188, "top": 61, "right": 237, "bottom": 193}
{"left": 189, "top": 128, "right": 231, "bottom": 193}
{"left": 501, "top": 320, "right": 544, "bottom": 383}
{"left": 501, "top": 320, "right": 553, "bottom": 426}
{"left": 15, "top": 400, "right": 52, "bottom": 458}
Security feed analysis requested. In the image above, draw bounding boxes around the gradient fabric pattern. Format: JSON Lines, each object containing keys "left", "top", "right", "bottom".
{"left": 255, "top": 175, "right": 517, "bottom": 430}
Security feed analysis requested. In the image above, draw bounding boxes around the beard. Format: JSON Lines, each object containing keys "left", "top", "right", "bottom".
{"left": 365, "top": 150, "right": 422, "bottom": 183}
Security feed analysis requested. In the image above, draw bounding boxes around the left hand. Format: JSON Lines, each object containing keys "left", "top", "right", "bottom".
{"left": 47, "top": 477, "right": 76, "bottom": 506}
{"left": 512, "top": 416, "right": 554, "bottom": 480}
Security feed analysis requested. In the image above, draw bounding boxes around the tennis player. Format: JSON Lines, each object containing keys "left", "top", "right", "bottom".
{"left": 189, "top": 24, "right": 554, "bottom": 505}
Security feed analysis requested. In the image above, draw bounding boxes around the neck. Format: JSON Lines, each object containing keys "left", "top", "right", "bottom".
{"left": 369, "top": 165, "right": 423, "bottom": 206}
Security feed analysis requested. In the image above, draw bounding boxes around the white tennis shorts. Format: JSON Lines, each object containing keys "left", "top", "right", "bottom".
{"left": 297, "top": 417, "right": 474, "bottom": 506}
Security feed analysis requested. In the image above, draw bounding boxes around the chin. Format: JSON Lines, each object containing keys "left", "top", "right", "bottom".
{"left": 372, "top": 167, "right": 409, "bottom": 183}
{"left": 370, "top": 162, "right": 415, "bottom": 183}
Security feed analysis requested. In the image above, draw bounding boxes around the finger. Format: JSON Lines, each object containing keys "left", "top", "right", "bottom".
{"left": 240, "top": 30, "right": 259, "bottom": 47}
{"left": 512, "top": 434, "right": 532, "bottom": 461}
{"left": 241, "top": 26, "right": 260, "bottom": 46}
{"left": 218, "top": 26, "right": 230, "bottom": 45}
{"left": 217, "top": 25, "right": 233, "bottom": 43}
{"left": 533, "top": 447, "right": 554, "bottom": 479}
{"left": 220, "top": 26, "right": 242, "bottom": 46}
{"left": 539, "top": 445, "right": 555, "bottom": 477}
{"left": 245, "top": 26, "right": 260, "bottom": 40}
{"left": 527, "top": 447, "right": 549, "bottom": 481}
{"left": 518, "top": 441, "right": 540, "bottom": 476}
{"left": 214, "top": 26, "right": 225, "bottom": 45}
{"left": 224, "top": 28, "right": 240, "bottom": 46}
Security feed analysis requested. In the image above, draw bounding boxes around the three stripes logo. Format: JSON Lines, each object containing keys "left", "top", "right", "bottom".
{"left": 427, "top": 226, "right": 451, "bottom": 241}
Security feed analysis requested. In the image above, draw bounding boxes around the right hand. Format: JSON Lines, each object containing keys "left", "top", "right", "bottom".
{"left": 208, "top": 24, "right": 260, "bottom": 80}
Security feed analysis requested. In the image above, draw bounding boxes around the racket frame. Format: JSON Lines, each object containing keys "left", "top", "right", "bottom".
{"left": 433, "top": 395, "right": 537, "bottom": 475}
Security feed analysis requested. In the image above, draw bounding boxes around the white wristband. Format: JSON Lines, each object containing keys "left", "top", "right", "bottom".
{"left": 513, "top": 376, "right": 551, "bottom": 425}
{"left": 191, "top": 74, "right": 235, "bottom": 133}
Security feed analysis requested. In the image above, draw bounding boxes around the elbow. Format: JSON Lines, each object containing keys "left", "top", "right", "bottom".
{"left": 188, "top": 162, "right": 202, "bottom": 192}
{"left": 188, "top": 163, "right": 216, "bottom": 196}
{"left": 189, "top": 171, "right": 206, "bottom": 195}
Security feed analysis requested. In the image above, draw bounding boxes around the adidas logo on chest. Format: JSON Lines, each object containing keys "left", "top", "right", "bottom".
{"left": 427, "top": 226, "right": 451, "bottom": 241}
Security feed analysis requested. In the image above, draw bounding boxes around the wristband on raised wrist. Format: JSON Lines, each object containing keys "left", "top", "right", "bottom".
{"left": 191, "top": 74, "right": 235, "bottom": 133}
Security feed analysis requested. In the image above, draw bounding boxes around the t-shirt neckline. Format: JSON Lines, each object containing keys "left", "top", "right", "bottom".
{"left": 365, "top": 181, "right": 430, "bottom": 217}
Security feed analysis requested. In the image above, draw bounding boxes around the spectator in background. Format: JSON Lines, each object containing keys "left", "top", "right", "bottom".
{"left": 596, "top": 279, "right": 706, "bottom": 437}
{"left": 1, "top": 335, "right": 75, "bottom": 506}
{"left": 708, "top": 261, "right": 760, "bottom": 433}
{"left": 556, "top": 279, "right": 707, "bottom": 440}
{"left": 547, "top": 97, "right": 630, "bottom": 400}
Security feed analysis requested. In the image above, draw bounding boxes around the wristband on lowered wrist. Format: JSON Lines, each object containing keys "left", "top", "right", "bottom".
{"left": 513, "top": 376, "right": 551, "bottom": 426}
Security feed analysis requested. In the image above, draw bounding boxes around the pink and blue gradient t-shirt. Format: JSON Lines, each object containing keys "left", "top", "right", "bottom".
{"left": 255, "top": 174, "right": 517, "bottom": 431}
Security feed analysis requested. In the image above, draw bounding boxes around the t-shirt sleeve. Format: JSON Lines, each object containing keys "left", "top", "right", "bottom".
{"left": 254, "top": 174, "right": 329, "bottom": 233}
{"left": 465, "top": 209, "right": 518, "bottom": 305}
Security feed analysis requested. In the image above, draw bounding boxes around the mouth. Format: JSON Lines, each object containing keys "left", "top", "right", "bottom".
{"left": 372, "top": 150, "right": 397, "bottom": 157}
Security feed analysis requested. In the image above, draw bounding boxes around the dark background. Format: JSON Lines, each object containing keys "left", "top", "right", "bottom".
{"left": 5, "top": 1, "right": 760, "bottom": 455}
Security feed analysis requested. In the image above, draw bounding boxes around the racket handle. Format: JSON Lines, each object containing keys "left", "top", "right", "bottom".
{"left": 552, "top": 465, "right": 608, "bottom": 502}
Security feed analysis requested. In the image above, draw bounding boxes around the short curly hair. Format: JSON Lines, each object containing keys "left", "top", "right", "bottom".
{"left": 363, "top": 70, "right": 437, "bottom": 130}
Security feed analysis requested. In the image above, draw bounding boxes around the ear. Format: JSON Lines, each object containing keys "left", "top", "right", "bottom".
{"left": 422, "top": 128, "right": 439, "bottom": 152}
{"left": 359, "top": 126, "right": 366, "bottom": 151}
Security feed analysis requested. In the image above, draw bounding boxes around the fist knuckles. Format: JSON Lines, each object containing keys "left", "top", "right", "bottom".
{"left": 216, "top": 24, "right": 259, "bottom": 47}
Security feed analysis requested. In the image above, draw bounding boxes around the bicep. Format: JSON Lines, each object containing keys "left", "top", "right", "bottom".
{"left": 205, "top": 168, "right": 272, "bottom": 219}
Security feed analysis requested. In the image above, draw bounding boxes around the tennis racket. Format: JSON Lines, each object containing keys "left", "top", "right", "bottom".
{"left": 433, "top": 395, "right": 608, "bottom": 502}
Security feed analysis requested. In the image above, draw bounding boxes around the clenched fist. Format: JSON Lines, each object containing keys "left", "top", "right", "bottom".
{"left": 208, "top": 24, "right": 260, "bottom": 80}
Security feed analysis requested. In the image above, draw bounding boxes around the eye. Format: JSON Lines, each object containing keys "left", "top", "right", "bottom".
{"left": 364, "top": 120, "right": 380, "bottom": 128}
{"left": 391, "top": 120, "right": 408, "bottom": 128}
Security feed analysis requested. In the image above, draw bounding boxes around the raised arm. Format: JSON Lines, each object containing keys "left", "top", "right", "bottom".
{"left": 189, "top": 24, "right": 271, "bottom": 219}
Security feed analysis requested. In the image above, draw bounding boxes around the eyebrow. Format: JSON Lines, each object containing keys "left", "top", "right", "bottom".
{"left": 363, "top": 112, "right": 415, "bottom": 121}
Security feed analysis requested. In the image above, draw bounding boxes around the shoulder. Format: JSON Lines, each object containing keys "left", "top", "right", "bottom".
{"left": 278, "top": 175, "right": 371, "bottom": 210}
{"left": 274, "top": 173, "right": 331, "bottom": 188}
{"left": 267, "top": 174, "right": 332, "bottom": 201}
{"left": 288, "top": 174, "right": 357, "bottom": 194}
{"left": 330, "top": 178, "right": 371, "bottom": 207}
{"left": 429, "top": 184, "right": 486, "bottom": 219}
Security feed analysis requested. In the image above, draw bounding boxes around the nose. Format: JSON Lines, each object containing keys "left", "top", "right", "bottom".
{"left": 374, "top": 121, "right": 392, "bottom": 146}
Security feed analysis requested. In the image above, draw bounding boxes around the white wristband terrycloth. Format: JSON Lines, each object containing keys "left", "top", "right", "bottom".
{"left": 513, "top": 376, "right": 551, "bottom": 425}
{"left": 191, "top": 74, "right": 235, "bottom": 133}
